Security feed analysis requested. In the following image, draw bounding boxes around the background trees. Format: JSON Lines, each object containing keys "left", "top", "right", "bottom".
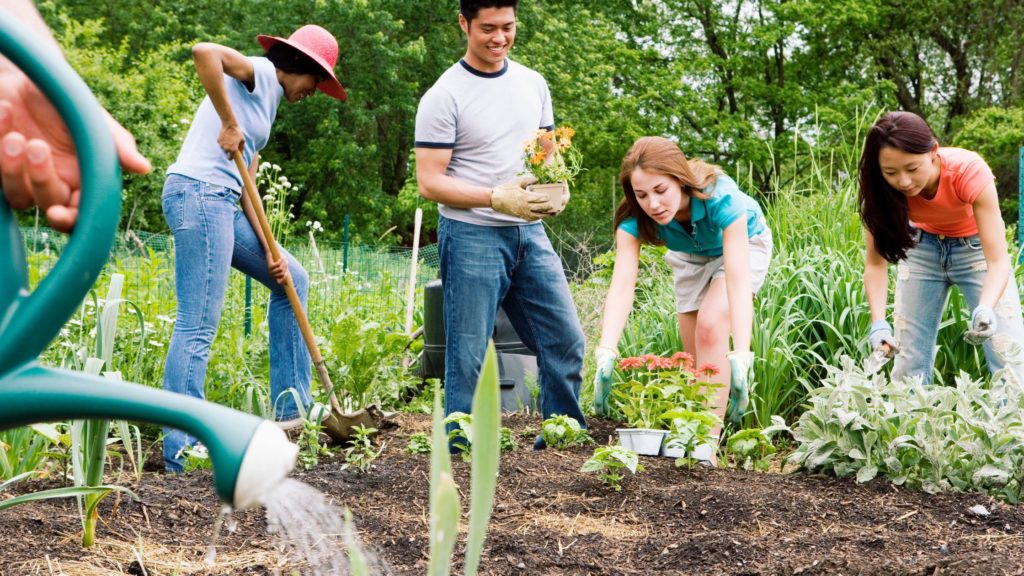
{"left": 32, "top": 0, "right": 1024, "bottom": 245}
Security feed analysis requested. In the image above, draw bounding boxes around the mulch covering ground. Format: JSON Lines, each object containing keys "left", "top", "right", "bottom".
{"left": 3, "top": 413, "right": 1024, "bottom": 575}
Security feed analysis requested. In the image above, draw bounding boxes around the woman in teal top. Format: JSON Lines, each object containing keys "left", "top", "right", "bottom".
{"left": 593, "top": 136, "right": 773, "bottom": 464}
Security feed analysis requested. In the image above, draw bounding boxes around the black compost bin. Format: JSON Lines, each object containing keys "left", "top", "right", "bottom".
{"left": 421, "top": 279, "right": 538, "bottom": 412}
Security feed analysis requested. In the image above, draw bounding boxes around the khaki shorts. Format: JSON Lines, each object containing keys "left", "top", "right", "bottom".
{"left": 664, "top": 227, "right": 773, "bottom": 313}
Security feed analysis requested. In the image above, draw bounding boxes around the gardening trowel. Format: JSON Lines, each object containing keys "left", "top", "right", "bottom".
{"left": 863, "top": 342, "right": 899, "bottom": 375}
{"left": 232, "top": 151, "right": 384, "bottom": 444}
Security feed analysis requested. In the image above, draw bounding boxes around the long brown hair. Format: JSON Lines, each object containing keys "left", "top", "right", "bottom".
{"left": 858, "top": 111, "right": 936, "bottom": 263}
{"left": 615, "top": 136, "right": 719, "bottom": 245}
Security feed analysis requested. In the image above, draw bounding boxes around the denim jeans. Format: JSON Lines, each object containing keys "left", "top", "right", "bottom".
{"left": 892, "top": 229, "right": 1024, "bottom": 386}
{"left": 438, "top": 216, "right": 586, "bottom": 441}
{"left": 161, "top": 174, "right": 312, "bottom": 472}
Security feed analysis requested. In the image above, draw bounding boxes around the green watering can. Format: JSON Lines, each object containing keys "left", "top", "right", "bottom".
{"left": 0, "top": 11, "right": 296, "bottom": 510}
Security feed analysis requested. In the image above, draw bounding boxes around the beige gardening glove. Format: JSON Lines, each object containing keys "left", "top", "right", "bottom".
{"left": 490, "top": 175, "right": 554, "bottom": 221}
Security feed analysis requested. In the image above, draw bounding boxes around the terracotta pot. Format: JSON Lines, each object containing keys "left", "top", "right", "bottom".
{"left": 527, "top": 181, "right": 568, "bottom": 206}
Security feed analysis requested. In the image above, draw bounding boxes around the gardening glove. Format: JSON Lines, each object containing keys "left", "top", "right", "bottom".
{"left": 964, "top": 305, "right": 997, "bottom": 345}
{"left": 868, "top": 319, "right": 898, "bottom": 356}
{"left": 490, "top": 175, "right": 553, "bottom": 221}
{"left": 593, "top": 346, "right": 616, "bottom": 416}
{"left": 726, "top": 351, "right": 753, "bottom": 426}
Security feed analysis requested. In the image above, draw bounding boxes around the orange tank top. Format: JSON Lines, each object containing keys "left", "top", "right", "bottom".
{"left": 907, "top": 147, "right": 995, "bottom": 237}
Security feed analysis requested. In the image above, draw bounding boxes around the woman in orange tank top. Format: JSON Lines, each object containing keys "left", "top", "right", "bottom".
{"left": 858, "top": 111, "right": 1023, "bottom": 386}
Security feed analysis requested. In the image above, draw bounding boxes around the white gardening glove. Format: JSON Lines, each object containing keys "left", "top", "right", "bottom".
{"left": 964, "top": 305, "right": 996, "bottom": 345}
{"left": 868, "top": 319, "right": 898, "bottom": 356}
{"left": 593, "top": 346, "right": 616, "bottom": 416}
{"left": 490, "top": 175, "right": 553, "bottom": 221}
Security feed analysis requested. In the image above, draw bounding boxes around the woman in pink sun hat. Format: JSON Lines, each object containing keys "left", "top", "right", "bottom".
{"left": 159, "top": 24, "right": 346, "bottom": 473}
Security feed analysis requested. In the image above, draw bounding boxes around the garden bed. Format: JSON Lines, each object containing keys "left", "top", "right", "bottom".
{"left": 2, "top": 413, "right": 1023, "bottom": 575}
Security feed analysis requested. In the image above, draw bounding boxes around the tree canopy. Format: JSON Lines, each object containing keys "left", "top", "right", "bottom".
{"left": 33, "top": 0, "right": 1024, "bottom": 244}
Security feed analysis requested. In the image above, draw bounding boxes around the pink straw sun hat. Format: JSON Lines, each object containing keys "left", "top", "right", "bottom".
{"left": 257, "top": 24, "right": 347, "bottom": 101}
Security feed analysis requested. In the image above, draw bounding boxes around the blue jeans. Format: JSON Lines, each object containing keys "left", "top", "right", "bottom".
{"left": 161, "top": 174, "right": 312, "bottom": 472}
{"left": 438, "top": 216, "right": 586, "bottom": 440}
{"left": 892, "top": 229, "right": 1024, "bottom": 386}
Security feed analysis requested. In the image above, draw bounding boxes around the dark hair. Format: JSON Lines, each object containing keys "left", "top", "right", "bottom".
{"left": 264, "top": 43, "right": 328, "bottom": 81}
{"left": 858, "top": 111, "right": 937, "bottom": 263}
{"left": 460, "top": 0, "right": 519, "bottom": 22}
{"left": 615, "top": 136, "right": 719, "bottom": 246}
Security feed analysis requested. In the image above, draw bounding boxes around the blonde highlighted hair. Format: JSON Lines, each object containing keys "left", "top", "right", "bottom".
{"left": 615, "top": 136, "right": 720, "bottom": 245}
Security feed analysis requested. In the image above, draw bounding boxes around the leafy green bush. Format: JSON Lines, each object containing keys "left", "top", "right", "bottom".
{"left": 540, "top": 415, "right": 592, "bottom": 449}
{"left": 580, "top": 446, "right": 643, "bottom": 492}
{"left": 769, "top": 357, "right": 1024, "bottom": 501}
{"left": 725, "top": 428, "right": 776, "bottom": 471}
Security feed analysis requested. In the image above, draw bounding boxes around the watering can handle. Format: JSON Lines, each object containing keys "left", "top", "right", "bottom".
{"left": 0, "top": 11, "right": 121, "bottom": 375}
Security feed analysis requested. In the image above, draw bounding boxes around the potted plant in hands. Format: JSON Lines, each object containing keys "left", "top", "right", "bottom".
{"left": 520, "top": 126, "right": 582, "bottom": 212}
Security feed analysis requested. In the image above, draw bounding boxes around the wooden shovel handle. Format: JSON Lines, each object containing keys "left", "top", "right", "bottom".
{"left": 232, "top": 151, "right": 342, "bottom": 409}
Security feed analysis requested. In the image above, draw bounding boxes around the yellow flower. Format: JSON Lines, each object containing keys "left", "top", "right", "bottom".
{"left": 529, "top": 151, "right": 546, "bottom": 165}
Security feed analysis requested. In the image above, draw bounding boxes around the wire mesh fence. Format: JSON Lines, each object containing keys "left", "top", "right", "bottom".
{"left": 22, "top": 226, "right": 441, "bottom": 333}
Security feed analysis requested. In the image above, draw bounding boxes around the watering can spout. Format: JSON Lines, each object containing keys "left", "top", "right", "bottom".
{"left": 0, "top": 364, "right": 297, "bottom": 510}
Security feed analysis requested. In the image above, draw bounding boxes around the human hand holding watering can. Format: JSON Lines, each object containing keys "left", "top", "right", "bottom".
{"left": 0, "top": 71, "right": 150, "bottom": 232}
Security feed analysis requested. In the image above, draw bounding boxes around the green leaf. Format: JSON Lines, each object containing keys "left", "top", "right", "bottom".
{"left": 0, "top": 484, "right": 137, "bottom": 512}
{"left": 465, "top": 343, "right": 501, "bottom": 576}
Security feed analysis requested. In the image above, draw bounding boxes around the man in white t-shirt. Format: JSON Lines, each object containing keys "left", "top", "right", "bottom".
{"left": 415, "top": 0, "right": 586, "bottom": 450}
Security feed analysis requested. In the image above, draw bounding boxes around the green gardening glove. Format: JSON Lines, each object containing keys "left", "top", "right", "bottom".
{"left": 593, "top": 346, "right": 616, "bottom": 416}
{"left": 726, "top": 351, "right": 754, "bottom": 426}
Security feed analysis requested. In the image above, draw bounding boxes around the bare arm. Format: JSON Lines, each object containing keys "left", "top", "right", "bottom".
{"left": 972, "top": 183, "right": 1011, "bottom": 308}
{"left": 191, "top": 42, "right": 255, "bottom": 156}
{"left": 721, "top": 219, "right": 753, "bottom": 353}
{"left": 414, "top": 147, "right": 493, "bottom": 208}
{"left": 863, "top": 230, "right": 890, "bottom": 321}
{"left": 597, "top": 229, "right": 642, "bottom": 351}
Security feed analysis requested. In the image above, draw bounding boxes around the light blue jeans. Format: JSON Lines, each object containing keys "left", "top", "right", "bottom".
{"left": 892, "top": 229, "right": 1024, "bottom": 386}
{"left": 438, "top": 216, "right": 586, "bottom": 442}
{"left": 161, "top": 174, "right": 312, "bottom": 472}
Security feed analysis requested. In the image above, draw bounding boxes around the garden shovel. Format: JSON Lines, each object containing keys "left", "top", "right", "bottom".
{"left": 233, "top": 150, "right": 382, "bottom": 443}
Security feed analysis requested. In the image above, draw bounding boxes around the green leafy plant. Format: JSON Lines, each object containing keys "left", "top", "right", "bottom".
{"left": 580, "top": 445, "right": 643, "bottom": 491}
{"left": 342, "top": 425, "right": 380, "bottom": 473}
{"left": 428, "top": 343, "right": 501, "bottom": 576}
{"left": 180, "top": 443, "right": 212, "bottom": 473}
{"left": 499, "top": 427, "right": 517, "bottom": 453}
{"left": 540, "top": 415, "right": 593, "bottom": 449}
{"left": 406, "top": 432, "right": 432, "bottom": 455}
{"left": 725, "top": 428, "right": 776, "bottom": 471}
{"left": 520, "top": 126, "right": 583, "bottom": 185}
{"left": 610, "top": 353, "right": 720, "bottom": 429}
{"left": 443, "top": 411, "right": 473, "bottom": 461}
{"left": 661, "top": 408, "right": 721, "bottom": 468}
{"left": 296, "top": 415, "right": 334, "bottom": 471}
{"left": 774, "top": 356, "right": 1024, "bottom": 501}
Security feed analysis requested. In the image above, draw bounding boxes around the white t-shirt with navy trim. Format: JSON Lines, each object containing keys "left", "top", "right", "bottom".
{"left": 415, "top": 58, "right": 554, "bottom": 226}
{"left": 167, "top": 56, "right": 283, "bottom": 192}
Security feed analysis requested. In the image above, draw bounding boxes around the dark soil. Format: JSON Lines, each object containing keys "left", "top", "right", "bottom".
{"left": 3, "top": 413, "right": 1024, "bottom": 576}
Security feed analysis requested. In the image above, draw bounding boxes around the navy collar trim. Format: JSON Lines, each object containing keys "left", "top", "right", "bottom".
{"left": 459, "top": 58, "right": 509, "bottom": 78}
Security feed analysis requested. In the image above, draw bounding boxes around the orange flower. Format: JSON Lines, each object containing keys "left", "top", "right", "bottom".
{"left": 697, "top": 363, "right": 720, "bottom": 378}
